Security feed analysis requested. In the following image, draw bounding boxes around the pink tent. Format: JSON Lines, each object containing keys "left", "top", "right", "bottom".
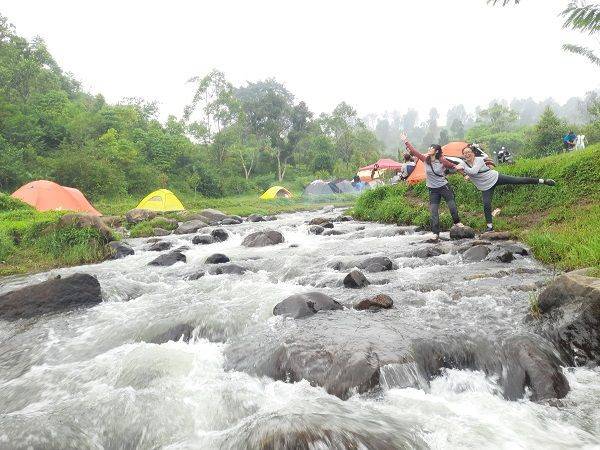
{"left": 359, "top": 158, "right": 403, "bottom": 171}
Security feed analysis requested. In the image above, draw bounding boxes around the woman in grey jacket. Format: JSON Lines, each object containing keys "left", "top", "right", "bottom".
{"left": 459, "top": 145, "right": 556, "bottom": 232}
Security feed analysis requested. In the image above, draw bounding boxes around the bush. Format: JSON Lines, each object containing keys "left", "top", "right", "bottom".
{"left": 0, "top": 193, "right": 33, "bottom": 211}
{"left": 129, "top": 217, "right": 179, "bottom": 238}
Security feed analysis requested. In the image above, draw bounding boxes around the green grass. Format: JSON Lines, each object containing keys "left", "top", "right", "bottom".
{"left": 128, "top": 217, "right": 179, "bottom": 238}
{"left": 353, "top": 144, "right": 600, "bottom": 272}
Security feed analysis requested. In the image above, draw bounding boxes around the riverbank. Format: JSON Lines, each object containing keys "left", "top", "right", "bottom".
{"left": 352, "top": 145, "right": 600, "bottom": 271}
{"left": 0, "top": 193, "right": 355, "bottom": 276}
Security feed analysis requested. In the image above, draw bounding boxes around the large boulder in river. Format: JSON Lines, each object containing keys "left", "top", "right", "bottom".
{"left": 357, "top": 256, "right": 393, "bottom": 273}
{"left": 462, "top": 245, "right": 490, "bottom": 262}
{"left": 205, "top": 253, "right": 230, "bottom": 264}
{"left": 107, "top": 241, "right": 134, "bottom": 259}
{"left": 535, "top": 268, "right": 600, "bottom": 365}
{"left": 192, "top": 234, "right": 214, "bottom": 245}
{"left": 309, "top": 225, "right": 324, "bottom": 235}
{"left": 197, "top": 208, "right": 228, "bottom": 223}
{"left": 174, "top": 219, "right": 207, "bottom": 235}
{"left": 343, "top": 270, "right": 370, "bottom": 288}
{"left": 148, "top": 250, "right": 186, "bottom": 266}
{"left": 449, "top": 224, "right": 475, "bottom": 240}
{"left": 247, "top": 214, "right": 265, "bottom": 222}
{"left": 0, "top": 273, "right": 102, "bottom": 320}
{"left": 273, "top": 292, "right": 343, "bottom": 319}
{"left": 355, "top": 294, "right": 393, "bottom": 311}
{"left": 58, "top": 213, "right": 113, "bottom": 243}
{"left": 147, "top": 241, "right": 172, "bottom": 252}
{"left": 125, "top": 208, "right": 157, "bottom": 224}
{"left": 211, "top": 228, "right": 229, "bottom": 242}
{"left": 242, "top": 230, "right": 284, "bottom": 247}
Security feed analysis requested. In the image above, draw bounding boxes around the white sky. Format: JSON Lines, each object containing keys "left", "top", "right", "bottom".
{"left": 2, "top": 0, "right": 598, "bottom": 124}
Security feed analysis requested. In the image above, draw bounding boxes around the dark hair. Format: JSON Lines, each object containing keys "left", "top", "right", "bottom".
{"left": 463, "top": 143, "right": 485, "bottom": 157}
{"left": 403, "top": 152, "right": 412, "bottom": 162}
{"left": 426, "top": 144, "right": 443, "bottom": 164}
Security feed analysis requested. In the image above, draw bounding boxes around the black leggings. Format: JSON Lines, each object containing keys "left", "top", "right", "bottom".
{"left": 482, "top": 174, "right": 539, "bottom": 223}
{"left": 428, "top": 184, "right": 460, "bottom": 235}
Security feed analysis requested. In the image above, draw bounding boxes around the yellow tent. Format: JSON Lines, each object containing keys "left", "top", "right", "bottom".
{"left": 136, "top": 189, "right": 185, "bottom": 212}
{"left": 260, "top": 186, "right": 293, "bottom": 200}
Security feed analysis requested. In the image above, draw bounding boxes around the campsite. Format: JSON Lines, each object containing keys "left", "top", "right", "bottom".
{"left": 0, "top": 1, "right": 600, "bottom": 449}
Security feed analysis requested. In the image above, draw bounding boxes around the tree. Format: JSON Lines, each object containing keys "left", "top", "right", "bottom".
{"left": 450, "top": 118, "right": 465, "bottom": 140}
{"left": 527, "top": 107, "right": 567, "bottom": 157}
{"left": 439, "top": 129, "right": 450, "bottom": 145}
{"left": 477, "top": 103, "right": 519, "bottom": 132}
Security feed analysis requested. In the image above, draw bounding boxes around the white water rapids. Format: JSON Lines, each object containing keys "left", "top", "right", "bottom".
{"left": 0, "top": 208, "right": 599, "bottom": 449}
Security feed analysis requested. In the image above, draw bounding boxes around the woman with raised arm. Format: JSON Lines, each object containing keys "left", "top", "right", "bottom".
{"left": 400, "top": 133, "right": 464, "bottom": 241}
{"left": 458, "top": 144, "right": 556, "bottom": 232}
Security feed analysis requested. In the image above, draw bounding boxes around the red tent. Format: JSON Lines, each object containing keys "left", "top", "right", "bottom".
{"left": 359, "top": 158, "right": 403, "bottom": 171}
{"left": 11, "top": 180, "right": 102, "bottom": 216}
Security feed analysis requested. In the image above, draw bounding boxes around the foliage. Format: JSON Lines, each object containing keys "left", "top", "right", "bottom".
{"left": 128, "top": 217, "right": 178, "bottom": 238}
{"left": 525, "top": 107, "right": 568, "bottom": 157}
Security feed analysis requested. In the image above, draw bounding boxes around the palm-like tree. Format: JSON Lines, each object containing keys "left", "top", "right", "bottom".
{"left": 489, "top": 1, "right": 600, "bottom": 67}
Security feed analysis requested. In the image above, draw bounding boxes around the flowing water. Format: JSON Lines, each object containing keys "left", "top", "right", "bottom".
{"left": 1, "top": 209, "right": 599, "bottom": 449}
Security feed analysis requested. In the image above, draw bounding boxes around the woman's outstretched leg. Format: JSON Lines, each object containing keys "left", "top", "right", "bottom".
{"left": 495, "top": 174, "right": 555, "bottom": 186}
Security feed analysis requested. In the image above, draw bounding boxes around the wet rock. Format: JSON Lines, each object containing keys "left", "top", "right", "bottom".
{"left": 535, "top": 269, "right": 600, "bottom": 365}
{"left": 58, "top": 213, "right": 113, "bottom": 243}
{"left": 247, "top": 214, "right": 265, "bottom": 222}
{"left": 208, "top": 264, "right": 248, "bottom": 275}
{"left": 309, "top": 225, "right": 324, "bottom": 235}
{"left": 334, "top": 215, "right": 353, "bottom": 222}
{"left": 100, "top": 215, "right": 123, "bottom": 228}
{"left": 264, "top": 216, "right": 277, "bottom": 221}
{"left": 197, "top": 208, "right": 228, "bottom": 223}
{"left": 0, "top": 274, "right": 102, "bottom": 320}
{"left": 273, "top": 292, "right": 343, "bottom": 319}
{"left": 192, "top": 234, "right": 214, "bottom": 245}
{"left": 355, "top": 294, "right": 393, "bottom": 310}
{"left": 322, "top": 229, "right": 344, "bottom": 236}
{"left": 308, "top": 217, "right": 332, "bottom": 226}
{"left": 449, "top": 225, "right": 476, "bottom": 240}
{"left": 146, "top": 323, "right": 196, "bottom": 344}
{"left": 188, "top": 271, "right": 205, "bottom": 280}
{"left": 488, "top": 249, "right": 514, "bottom": 263}
{"left": 357, "top": 256, "right": 393, "bottom": 273}
{"left": 210, "top": 228, "right": 229, "bottom": 242}
{"left": 107, "top": 241, "right": 134, "bottom": 259}
{"left": 242, "top": 230, "right": 284, "bottom": 247}
{"left": 205, "top": 253, "right": 230, "bottom": 264}
{"left": 343, "top": 270, "right": 370, "bottom": 289}
{"left": 148, "top": 250, "right": 186, "bottom": 266}
{"left": 322, "top": 222, "right": 334, "bottom": 229}
{"left": 175, "top": 245, "right": 190, "bottom": 252}
{"left": 147, "top": 241, "right": 172, "bottom": 252}
{"left": 480, "top": 231, "right": 515, "bottom": 240}
{"left": 125, "top": 208, "right": 157, "bottom": 224}
{"left": 462, "top": 245, "right": 490, "bottom": 262}
{"left": 174, "top": 219, "right": 208, "bottom": 235}
{"left": 412, "top": 247, "right": 444, "bottom": 258}
{"left": 455, "top": 240, "right": 492, "bottom": 253}
{"left": 501, "top": 243, "right": 529, "bottom": 256}
{"left": 220, "top": 217, "right": 242, "bottom": 225}
{"left": 153, "top": 228, "right": 171, "bottom": 236}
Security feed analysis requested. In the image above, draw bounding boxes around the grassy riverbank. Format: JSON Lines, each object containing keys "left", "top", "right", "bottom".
{"left": 0, "top": 192, "right": 354, "bottom": 276}
{"left": 352, "top": 145, "right": 600, "bottom": 271}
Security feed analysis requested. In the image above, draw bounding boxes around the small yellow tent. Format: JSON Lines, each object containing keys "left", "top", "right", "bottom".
{"left": 136, "top": 189, "right": 185, "bottom": 212}
{"left": 260, "top": 186, "right": 293, "bottom": 200}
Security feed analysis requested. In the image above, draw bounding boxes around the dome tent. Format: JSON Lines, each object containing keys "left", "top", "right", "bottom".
{"left": 11, "top": 180, "right": 101, "bottom": 216}
{"left": 136, "top": 189, "right": 185, "bottom": 212}
{"left": 260, "top": 186, "right": 293, "bottom": 199}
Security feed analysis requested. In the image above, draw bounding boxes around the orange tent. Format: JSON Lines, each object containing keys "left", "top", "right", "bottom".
{"left": 406, "top": 141, "right": 468, "bottom": 185}
{"left": 11, "top": 180, "right": 102, "bottom": 216}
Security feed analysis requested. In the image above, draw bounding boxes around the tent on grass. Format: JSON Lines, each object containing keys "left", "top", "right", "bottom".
{"left": 136, "top": 189, "right": 185, "bottom": 212}
{"left": 260, "top": 186, "right": 293, "bottom": 200}
{"left": 11, "top": 180, "right": 101, "bottom": 216}
{"left": 303, "top": 179, "right": 363, "bottom": 196}
{"left": 357, "top": 158, "right": 403, "bottom": 181}
{"left": 407, "top": 141, "right": 469, "bottom": 185}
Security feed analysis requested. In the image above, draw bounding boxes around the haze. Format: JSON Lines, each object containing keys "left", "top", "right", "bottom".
{"left": 2, "top": 0, "right": 598, "bottom": 122}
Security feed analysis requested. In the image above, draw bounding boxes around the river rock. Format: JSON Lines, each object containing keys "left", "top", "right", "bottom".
{"left": 100, "top": 215, "right": 123, "bottom": 228}
{"left": 357, "top": 257, "right": 393, "bottom": 273}
{"left": 205, "top": 253, "right": 230, "bottom": 264}
{"left": 535, "top": 269, "right": 600, "bottom": 365}
{"left": 211, "top": 228, "right": 229, "bottom": 242}
{"left": 334, "top": 215, "right": 353, "bottom": 222}
{"left": 322, "top": 222, "right": 334, "bottom": 229}
{"left": 322, "top": 229, "right": 344, "bottom": 236}
{"left": 151, "top": 228, "right": 170, "bottom": 237}
{"left": 220, "top": 217, "right": 242, "bottom": 225}
{"left": 107, "top": 241, "right": 134, "bottom": 259}
{"left": 309, "top": 217, "right": 332, "bottom": 226}
{"left": 188, "top": 271, "right": 206, "bottom": 280}
{"left": 208, "top": 264, "right": 247, "bottom": 275}
{"left": 355, "top": 294, "right": 393, "bottom": 310}
{"left": 273, "top": 292, "right": 343, "bottom": 319}
{"left": 247, "top": 214, "right": 265, "bottom": 222}
{"left": 501, "top": 243, "right": 529, "bottom": 256}
{"left": 488, "top": 249, "right": 514, "bottom": 263}
{"left": 309, "top": 225, "right": 324, "bottom": 235}
{"left": 147, "top": 241, "right": 172, "bottom": 252}
{"left": 462, "top": 245, "right": 490, "bottom": 262}
{"left": 175, "top": 219, "right": 207, "bottom": 235}
{"left": 242, "top": 230, "right": 284, "bottom": 247}
{"left": 192, "top": 235, "right": 214, "bottom": 245}
{"left": 147, "top": 323, "right": 196, "bottom": 345}
{"left": 58, "top": 213, "right": 113, "bottom": 243}
{"left": 264, "top": 216, "right": 277, "bottom": 221}
{"left": 0, "top": 274, "right": 102, "bottom": 320}
{"left": 449, "top": 225, "right": 476, "bottom": 240}
{"left": 198, "top": 208, "right": 228, "bottom": 223}
{"left": 148, "top": 251, "right": 186, "bottom": 266}
{"left": 344, "top": 270, "right": 370, "bottom": 288}
{"left": 412, "top": 247, "right": 444, "bottom": 258}
{"left": 480, "top": 231, "right": 515, "bottom": 240}
{"left": 125, "top": 208, "right": 157, "bottom": 224}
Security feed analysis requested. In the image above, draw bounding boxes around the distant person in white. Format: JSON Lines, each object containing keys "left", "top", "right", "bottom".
{"left": 576, "top": 135, "right": 587, "bottom": 150}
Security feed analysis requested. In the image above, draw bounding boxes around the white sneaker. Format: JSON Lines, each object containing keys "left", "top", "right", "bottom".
{"left": 455, "top": 222, "right": 466, "bottom": 228}
{"left": 423, "top": 232, "right": 439, "bottom": 241}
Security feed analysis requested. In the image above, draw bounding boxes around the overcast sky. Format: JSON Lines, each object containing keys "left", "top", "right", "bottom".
{"left": 2, "top": 0, "right": 598, "bottom": 124}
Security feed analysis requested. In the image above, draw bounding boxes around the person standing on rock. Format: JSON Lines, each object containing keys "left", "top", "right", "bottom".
{"left": 459, "top": 144, "right": 556, "bottom": 232}
{"left": 400, "top": 133, "right": 465, "bottom": 241}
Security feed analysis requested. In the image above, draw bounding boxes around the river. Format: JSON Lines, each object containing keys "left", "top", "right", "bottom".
{"left": 1, "top": 208, "right": 599, "bottom": 449}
